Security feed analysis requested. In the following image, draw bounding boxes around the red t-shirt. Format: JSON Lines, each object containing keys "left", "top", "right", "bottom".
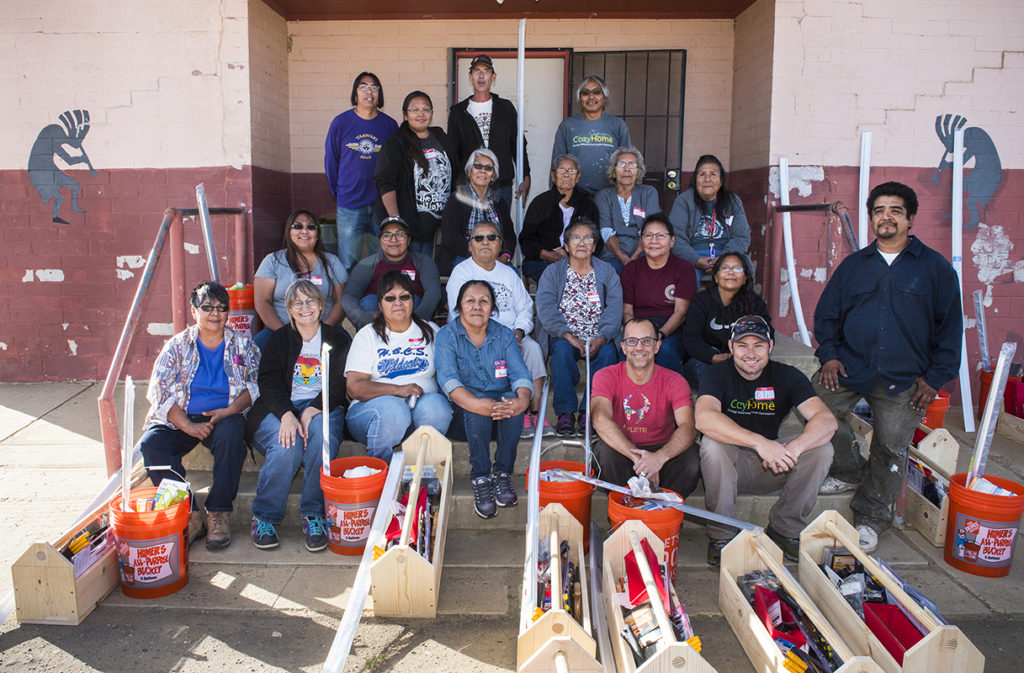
{"left": 621, "top": 255, "right": 697, "bottom": 318}
{"left": 592, "top": 362, "right": 692, "bottom": 446}
{"left": 365, "top": 256, "right": 425, "bottom": 299}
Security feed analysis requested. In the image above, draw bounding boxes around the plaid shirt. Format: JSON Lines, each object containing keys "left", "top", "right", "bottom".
{"left": 144, "top": 325, "right": 260, "bottom": 428}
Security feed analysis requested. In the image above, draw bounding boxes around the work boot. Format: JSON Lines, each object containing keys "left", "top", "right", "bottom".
{"left": 205, "top": 511, "right": 231, "bottom": 551}
{"left": 187, "top": 510, "right": 207, "bottom": 546}
{"left": 766, "top": 526, "right": 800, "bottom": 562}
{"left": 818, "top": 476, "right": 857, "bottom": 495}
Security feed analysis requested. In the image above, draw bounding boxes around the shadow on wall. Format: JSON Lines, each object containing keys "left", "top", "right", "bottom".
{"left": 27, "top": 109, "right": 98, "bottom": 224}
{"left": 932, "top": 114, "right": 1002, "bottom": 228}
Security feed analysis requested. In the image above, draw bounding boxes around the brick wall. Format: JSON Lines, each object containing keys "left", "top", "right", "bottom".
{"left": 730, "top": 0, "right": 775, "bottom": 171}
{"left": 248, "top": 0, "right": 290, "bottom": 172}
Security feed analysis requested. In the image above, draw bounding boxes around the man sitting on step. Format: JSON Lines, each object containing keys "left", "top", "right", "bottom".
{"left": 695, "top": 315, "right": 836, "bottom": 565}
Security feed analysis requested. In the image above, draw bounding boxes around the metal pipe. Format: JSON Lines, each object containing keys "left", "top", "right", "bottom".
{"left": 195, "top": 183, "right": 220, "bottom": 283}
{"left": 97, "top": 208, "right": 175, "bottom": 475}
{"left": 234, "top": 211, "right": 247, "bottom": 284}
{"left": 968, "top": 342, "right": 1017, "bottom": 484}
{"left": 515, "top": 19, "right": 526, "bottom": 265}
{"left": 584, "top": 338, "right": 592, "bottom": 469}
{"left": 951, "top": 127, "right": 975, "bottom": 432}
{"left": 521, "top": 378, "right": 551, "bottom": 632}
{"left": 170, "top": 210, "right": 186, "bottom": 333}
{"left": 858, "top": 131, "right": 871, "bottom": 247}
{"left": 588, "top": 523, "right": 616, "bottom": 672}
{"left": 321, "top": 343, "right": 333, "bottom": 477}
{"left": 778, "top": 157, "right": 811, "bottom": 346}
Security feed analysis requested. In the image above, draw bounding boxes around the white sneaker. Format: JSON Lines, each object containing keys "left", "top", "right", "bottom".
{"left": 819, "top": 476, "right": 857, "bottom": 495}
{"left": 857, "top": 525, "right": 878, "bottom": 552}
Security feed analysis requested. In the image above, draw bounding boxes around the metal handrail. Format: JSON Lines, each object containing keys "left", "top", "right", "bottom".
{"left": 521, "top": 378, "right": 551, "bottom": 632}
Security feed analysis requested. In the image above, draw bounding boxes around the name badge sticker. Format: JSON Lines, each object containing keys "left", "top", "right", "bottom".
{"left": 632, "top": 207, "right": 646, "bottom": 219}
{"left": 401, "top": 269, "right": 417, "bottom": 281}
{"left": 754, "top": 387, "right": 775, "bottom": 401}
{"left": 586, "top": 291, "right": 601, "bottom": 303}
{"left": 423, "top": 148, "right": 438, "bottom": 160}
{"left": 494, "top": 360, "right": 508, "bottom": 379}
{"left": 309, "top": 275, "right": 324, "bottom": 286}
{"left": 726, "top": 215, "right": 735, "bottom": 227}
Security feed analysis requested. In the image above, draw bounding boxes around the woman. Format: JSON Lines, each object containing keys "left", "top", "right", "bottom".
{"left": 535, "top": 219, "right": 622, "bottom": 436}
{"left": 682, "top": 253, "right": 771, "bottom": 391}
{"left": 437, "top": 148, "right": 516, "bottom": 275}
{"left": 375, "top": 91, "right": 456, "bottom": 257}
{"left": 139, "top": 281, "right": 260, "bottom": 552}
{"left": 254, "top": 210, "right": 348, "bottom": 351}
{"left": 668, "top": 154, "right": 750, "bottom": 279}
{"left": 247, "top": 280, "right": 350, "bottom": 552}
{"left": 345, "top": 271, "right": 453, "bottom": 459}
{"left": 621, "top": 215, "right": 697, "bottom": 375}
{"left": 324, "top": 71, "right": 399, "bottom": 270}
{"left": 446, "top": 221, "right": 551, "bottom": 438}
{"left": 594, "top": 146, "right": 661, "bottom": 273}
{"left": 435, "top": 280, "right": 532, "bottom": 520}
{"left": 519, "top": 153, "right": 600, "bottom": 283}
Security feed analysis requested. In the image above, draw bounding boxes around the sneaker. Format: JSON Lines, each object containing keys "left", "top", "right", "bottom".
{"left": 521, "top": 412, "right": 537, "bottom": 439}
{"left": 707, "top": 537, "right": 729, "bottom": 566}
{"left": 206, "top": 511, "right": 232, "bottom": 550}
{"left": 187, "top": 510, "right": 207, "bottom": 546}
{"left": 494, "top": 472, "right": 518, "bottom": 507}
{"left": 303, "top": 515, "right": 329, "bottom": 552}
{"left": 472, "top": 476, "right": 497, "bottom": 519}
{"left": 766, "top": 526, "right": 800, "bottom": 562}
{"left": 819, "top": 476, "right": 857, "bottom": 495}
{"left": 555, "top": 413, "right": 575, "bottom": 436}
{"left": 541, "top": 417, "right": 556, "bottom": 437}
{"left": 250, "top": 517, "right": 278, "bottom": 550}
{"left": 857, "top": 524, "right": 879, "bottom": 553}
{"left": 576, "top": 411, "right": 588, "bottom": 437}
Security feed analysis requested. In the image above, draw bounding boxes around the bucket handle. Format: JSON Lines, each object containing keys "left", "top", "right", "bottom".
{"left": 147, "top": 464, "right": 194, "bottom": 509}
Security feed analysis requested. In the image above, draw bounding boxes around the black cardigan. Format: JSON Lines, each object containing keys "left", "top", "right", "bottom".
{"left": 518, "top": 187, "right": 600, "bottom": 261}
{"left": 437, "top": 189, "right": 516, "bottom": 275}
{"left": 447, "top": 93, "right": 530, "bottom": 189}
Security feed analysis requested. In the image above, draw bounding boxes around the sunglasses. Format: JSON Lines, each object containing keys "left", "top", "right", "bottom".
{"left": 197, "top": 304, "right": 229, "bottom": 313}
{"left": 580, "top": 88, "right": 603, "bottom": 96}
{"left": 383, "top": 293, "right": 413, "bottom": 303}
{"left": 472, "top": 163, "right": 495, "bottom": 172}
{"left": 730, "top": 315, "right": 771, "bottom": 340}
{"left": 291, "top": 222, "right": 318, "bottom": 231}
{"left": 471, "top": 233, "right": 500, "bottom": 242}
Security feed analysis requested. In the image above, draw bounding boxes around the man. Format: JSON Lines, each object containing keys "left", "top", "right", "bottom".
{"left": 592, "top": 318, "right": 700, "bottom": 500}
{"left": 448, "top": 55, "right": 531, "bottom": 208}
{"left": 551, "top": 75, "right": 632, "bottom": 197}
{"left": 324, "top": 72, "right": 399, "bottom": 270}
{"left": 813, "top": 182, "right": 962, "bottom": 552}
{"left": 340, "top": 216, "right": 442, "bottom": 330}
{"left": 696, "top": 315, "right": 836, "bottom": 565}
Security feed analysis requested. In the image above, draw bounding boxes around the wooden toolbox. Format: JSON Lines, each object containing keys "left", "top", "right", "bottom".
{"left": 517, "top": 503, "right": 601, "bottom": 673}
{"left": 369, "top": 426, "right": 453, "bottom": 619}
{"left": 799, "top": 510, "right": 984, "bottom": 673}
{"left": 604, "top": 519, "right": 716, "bottom": 673}
{"left": 720, "top": 527, "right": 882, "bottom": 673}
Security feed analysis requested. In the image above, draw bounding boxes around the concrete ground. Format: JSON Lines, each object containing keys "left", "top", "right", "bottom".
{"left": 1, "top": 381, "right": 1022, "bottom": 672}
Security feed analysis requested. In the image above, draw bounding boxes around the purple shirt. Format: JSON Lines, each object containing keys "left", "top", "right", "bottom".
{"left": 324, "top": 109, "right": 399, "bottom": 209}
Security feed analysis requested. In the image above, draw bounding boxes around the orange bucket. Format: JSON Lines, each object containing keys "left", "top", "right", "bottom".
{"left": 109, "top": 487, "right": 190, "bottom": 599}
{"left": 528, "top": 461, "right": 595, "bottom": 551}
{"left": 608, "top": 490, "right": 684, "bottom": 582}
{"left": 921, "top": 390, "right": 950, "bottom": 430}
{"left": 944, "top": 473, "right": 1024, "bottom": 577}
{"left": 321, "top": 456, "right": 388, "bottom": 556}
{"left": 226, "top": 284, "right": 258, "bottom": 338}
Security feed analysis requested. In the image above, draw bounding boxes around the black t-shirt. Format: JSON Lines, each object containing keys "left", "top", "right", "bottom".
{"left": 699, "top": 359, "right": 814, "bottom": 439}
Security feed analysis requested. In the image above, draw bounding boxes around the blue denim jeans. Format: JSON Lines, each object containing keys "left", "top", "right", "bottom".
{"left": 450, "top": 397, "right": 523, "bottom": 479}
{"left": 410, "top": 240, "right": 434, "bottom": 259}
{"left": 253, "top": 326, "right": 273, "bottom": 352}
{"left": 683, "top": 357, "right": 712, "bottom": 393}
{"left": 251, "top": 399, "right": 345, "bottom": 524}
{"left": 494, "top": 185, "right": 515, "bottom": 209}
{"left": 549, "top": 337, "right": 618, "bottom": 414}
{"left": 346, "top": 393, "right": 453, "bottom": 461}
{"left": 648, "top": 315, "right": 686, "bottom": 375}
{"left": 140, "top": 413, "right": 247, "bottom": 512}
{"left": 522, "top": 259, "right": 549, "bottom": 283}
{"left": 335, "top": 204, "right": 377, "bottom": 271}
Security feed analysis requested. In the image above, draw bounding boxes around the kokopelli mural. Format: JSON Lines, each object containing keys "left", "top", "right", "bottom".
{"left": 28, "top": 109, "right": 98, "bottom": 224}
{"left": 932, "top": 114, "right": 1002, "bottom": 228}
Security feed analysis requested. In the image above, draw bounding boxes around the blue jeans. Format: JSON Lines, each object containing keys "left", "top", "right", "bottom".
{"left": 336, "top": 204, "right": 377, "bottom": 271}
{"left": 494, "top": 185, "right": 515, "bottom": 209}
{"left": 522, "top": 259, "right": 549, "bottom": 283}
{"left": 683, "top": 358, "right": 712, "bottom": 392}
{"left": 410, "top": 240, "right": 434, "bottom": 259}
{"left": 450, "top": 399, "right": 523, "bottom": 479}
{"left": 253, "top": 326, "right": 273, "bottom": 352}
{"left": 648, "top": 316, "right": 686, "bottom": 374}
{"left": 251, "top": 399, "right": 345, "bottom": 524}
{"left": 346, "top": 393, "right": 453, "bottom": 461}
{"left": 140, "top": 413, "right": 247, "bottom": 512}
{"left": 549, "top": 337, "right": 619, "bottom": 414}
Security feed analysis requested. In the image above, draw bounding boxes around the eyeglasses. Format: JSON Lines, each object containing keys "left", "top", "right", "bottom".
{"left": 730, "top": 315, "right": 771, "bottom": 340}
{"left": 623, "top": 336, "right": 658, "bottom": 347}
{"left": 641, "top": 232, "right": 670, "bottom": 241}
{"left": 554, "top": 168, "right": 579, "bottom": 175}
{"left": 291, "top": 222, "right": 318, "bottom": 231}
{"left": 357, "top": 83, "right": 380, "bottom": 92}
{"left": 471, "top": 233, "right": 500, "bottom": 242}
{"left": 472, "top": 163, "right": 495, "bottom": 172}
{"left": 718, "top": 265, "right": 745, "bottom": 273}
{"left": 569, "top": 236, "right": 594, "bottom": 244}
{"left": 383, "top": 293, "right": 413, "bottom": 303}
{"left": 580, "top": 88, "right": 603, "bottom": 97}
{"left": 381, "top": 231, "right": 408, "bottom": 240}
{"left": 616, "top": 161, "right": 639, "bottom": 169}
{"left": 406, "top": 107, "right": 432, "bottom": 114}
{"left": 289, "top": 299, "right": 319, "bottom": 310}
{"left": 197, "top": 304, "right": 229, "bottom": 313}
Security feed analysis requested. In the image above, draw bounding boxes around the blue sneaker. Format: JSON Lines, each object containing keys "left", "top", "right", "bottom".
{"left": 303, "top": 515, "right": 329, "bottom": 552}
{"left": 251, "top": 517, "right": 279, "bottom": 550}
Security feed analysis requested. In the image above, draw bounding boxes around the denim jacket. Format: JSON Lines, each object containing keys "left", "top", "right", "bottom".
{"left": 434, "top": 318, "right": 533, "bottom": 400}
{"left": 144, "top": 325, "right": 261, "bottom": 428}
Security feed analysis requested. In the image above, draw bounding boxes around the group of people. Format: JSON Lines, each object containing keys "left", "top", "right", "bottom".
{"left": 135, "top": 53, "right": 962, "bottom": 564}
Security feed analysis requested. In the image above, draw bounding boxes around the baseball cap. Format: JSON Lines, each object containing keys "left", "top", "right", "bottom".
{"left": 469, "top": 55, "right": 494, "bottom": 70}
{"left": 378, "top": 216, "right": 410, "bottom": 234}
{"left": 730, "top": 315, "right": 772, "bottom": 343}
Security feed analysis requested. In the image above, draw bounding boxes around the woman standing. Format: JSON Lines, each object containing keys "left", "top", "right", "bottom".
{"left": 435, "top": 280, "right": 532, "bottom": 519}
{"left": 254, "top": 210, "right": 347, "bottom": 350}
{"left": 248, "top": 280, "right": 350, "bottom": 552}
{"left": 345, "top": 271, "right": 452, "bottom": 460}
{"left": 375, "top": 91, "right": 455, "bottom": 257}
{"left": 594, "top": 146, "right": 661, "bottom": 272}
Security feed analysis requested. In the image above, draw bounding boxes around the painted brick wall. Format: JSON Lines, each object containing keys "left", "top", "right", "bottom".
{"left": 248, "top": 0, "right": 290, "bottom": 172}
{"left": 730, "top": 0, "right": 776, "bottom": 171}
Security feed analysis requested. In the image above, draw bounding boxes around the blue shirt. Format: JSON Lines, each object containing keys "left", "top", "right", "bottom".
{"left": 434, "top": 319, "right": 533, "bottom": 400}
{"left": 324, "top": 109, "right": 399, "bottom": 209}
{"left": 186, "top": 340, "right": 230, "bottom": 413}
{"left": 813, "top": 236, "right": 962, "bottom": 396}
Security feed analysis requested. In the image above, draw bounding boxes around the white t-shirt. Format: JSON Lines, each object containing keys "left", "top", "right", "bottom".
{"left": 446, "top": 258, "right": 535, "bottom": 333}
{"left": 344, "top": 321, "right": 440, "bottom": 395}
{"left": 291, "top": 331, "right": 323, "bottom": 403}
{"left": 467, "top": 98, "right": 493, "bottom": 148}
{"left": 558, "top": 202, "right": 576, "bottom": 246}
{"left": 879, "top": 250, "right": 899, "bottom": 265}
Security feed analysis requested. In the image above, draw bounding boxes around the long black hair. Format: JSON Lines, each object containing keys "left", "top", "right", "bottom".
{"left": 399, "top": 91, "right": 433, "bottom": 172}
{"left": 371, "top": 271, "right": 434, "bottom": 345}
{"left": 689, "top": 154, "right": 737, "bottom": 217}
{"left": 709, "top": 252, "right": 762, "bottom": 317}
{"left": 281, "top": 209, "right": 335, "bottom": 290}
